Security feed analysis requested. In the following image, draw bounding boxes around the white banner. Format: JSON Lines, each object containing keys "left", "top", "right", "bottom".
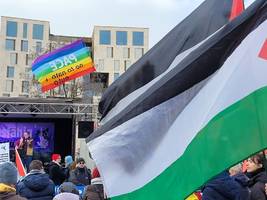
{"left": 0, "top": 143, "right": 10, "bottom": 163}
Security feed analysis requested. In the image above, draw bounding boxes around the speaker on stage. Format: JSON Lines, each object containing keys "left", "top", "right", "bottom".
{"left": 78, "top": 121, "right": 95, "bottom": 138}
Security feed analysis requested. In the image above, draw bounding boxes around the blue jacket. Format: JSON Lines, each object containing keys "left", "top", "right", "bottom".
{"left": 17, "top": 170, "right": 55, "bottom": 200}
{"left": 202, "top": 171, "right": 250, "bottom": 200}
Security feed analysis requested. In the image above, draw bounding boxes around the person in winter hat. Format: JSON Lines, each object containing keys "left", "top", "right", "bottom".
{"left": 63, "top": 155, "right": 75, "bottom": 180}
{"left": 0, "top": 162, "right": 27, "bottom": 200}
{"left": 83, "top": 167, "right": 105, "bottom": 200}
{"left": 48, "top": 154, "right": 66, "bottom": 185}
{"left": 53, "top": 182, "right": 80, "bottom": 200}
{"left": 69, "top": 158, "right": 91, "bottom": 186}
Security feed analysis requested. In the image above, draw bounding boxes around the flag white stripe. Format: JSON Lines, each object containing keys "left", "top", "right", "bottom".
{"left": 89, "top": 20, "right": 267, "bottom": 197}
{"left": 100, "top": 28, "right": 222, "bottom": 125}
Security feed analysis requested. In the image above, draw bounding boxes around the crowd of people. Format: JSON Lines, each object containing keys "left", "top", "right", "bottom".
{"left": 2, "top": 152, "right": 267, "bottom": 200}
{"left": 0, "top": 154, "right": 105, "bottom": 200}
{"left": 201, "top": 152, "right": 267, "bottom": 200}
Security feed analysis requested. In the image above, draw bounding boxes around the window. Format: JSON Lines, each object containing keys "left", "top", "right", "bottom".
{"left": 133, "top": 32, "right": 144, "bottom": 46}
{"left": 21, "top": 40, "right": 28, "bottom": 52}
{"left": 5, "top": 80, "right": 14, "bottom": 92}
{"left": 7, "top": 66, "right": 15, "bottom": 78}
{"left": 99, "top": 30, "right": 111, "bottom": 45}
{"left": 23, "top": 23, "right": 28, "bottom": 38}
{"left": 26, "top": 54, "right": 33, "bottom": 66}
{"left": 6, "top": 21, "right": 17, "bottom": 37}
{"left": 26, "top": 54, "right": 28, "bottom": 65}
{"left": 114, "top": 73, "right": 120, "bottom": 80}
{"left": 36, "top": 41, "right": 42, "bottom": 53}
{"left": 124, "top": 60, "right": 131, "bottom": 71}
{"left": 2, "top": 93, "right": 10, "bottom": 97}
{"left": 114, "top": 60, "right": 120, "bottom": 71}
{"left": 10, "top": 53, "right": 17, "bottom": 65}
{"left": 33, "top": 24, "right": 44, "bottom": 40}
{"left": 5, "top": 39, "right": 15, "bottom": 51}
{"left": 22, "top": 81, "right": 29, "bottom": 93}
{"left": 116, "top": 31, "right": 127, "bottom": 45}
{"left": 134, "top": 48, "right": 144, "bottom": 59}
{"left": 123, "top": 47, "right": 130, "bottom": 58}
{"left": 107, "top": 47, "right": 113, "bottom": 58}
{"left": 98, "top": 59, "right": 104, "bottom": 71}
{"left": 25, "top": 67, "right": 31, "bottom": 73}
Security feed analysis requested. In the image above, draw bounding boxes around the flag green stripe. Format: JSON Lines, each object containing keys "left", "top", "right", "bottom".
{"left": 111, "top": 86, "right": 267, "bottom": 200}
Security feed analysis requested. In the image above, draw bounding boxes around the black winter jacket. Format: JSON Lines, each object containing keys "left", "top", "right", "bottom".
{"left": 247, "top": 169, "right": 267, "bottom": 200}
{"left": 48, "top": 162, "right": 66, "bottom": 186}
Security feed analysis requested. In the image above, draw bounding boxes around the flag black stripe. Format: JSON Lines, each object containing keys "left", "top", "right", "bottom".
{"left": 99, "top": 0, "right": 238, "bottom": 118}
{"left": 87, "top": 0, "right": 267, "bottom": 143}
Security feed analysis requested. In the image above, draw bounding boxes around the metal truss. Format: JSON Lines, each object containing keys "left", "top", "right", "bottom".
{"left": 0, "top": 101, "right": 97, "bottom": 116}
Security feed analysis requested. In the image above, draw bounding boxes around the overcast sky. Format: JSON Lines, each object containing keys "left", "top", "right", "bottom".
{"left": 0, "top": 0, "right": 254, "bottom": 48}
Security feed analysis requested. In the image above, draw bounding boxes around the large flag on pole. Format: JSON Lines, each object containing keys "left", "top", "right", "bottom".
{"left": 99, "top": 0, "right": 244, "bottom": 123}
{"left": 87, "top": 0, "right": 267, "bottom": 200}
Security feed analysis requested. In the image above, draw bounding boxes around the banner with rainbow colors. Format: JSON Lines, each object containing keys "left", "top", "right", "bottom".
{"left": 32, "top": 39, "right": 95, "bottom": 92}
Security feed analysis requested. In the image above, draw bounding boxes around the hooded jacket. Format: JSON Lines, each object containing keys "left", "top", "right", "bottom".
{"left": 202, "top": 171, "right": 250, "bottom": 200}
{"left": 17, "top": 170, "right": 55, "bottom": 200}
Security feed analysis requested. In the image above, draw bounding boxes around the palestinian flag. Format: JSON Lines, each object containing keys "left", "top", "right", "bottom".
{"left": 87, "top": 0, "right": 267, "bottom": 200}
{"left": 99, "top": 0, "right": 244, "bottom": 124}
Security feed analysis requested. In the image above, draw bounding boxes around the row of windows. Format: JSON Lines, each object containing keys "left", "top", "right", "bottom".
{"left": 4, "top": 80, "right": 29, "bottom": 93}
{"left": 6, "top": 21, "right": 44, "bottom": 40}
{"left": 6, "top": 39, "right": 42, "bottom": 53}
{"left": 98, "top": 59, "right": 132, "bottom": 72}
{"left": 6, "top": 66, "right": 31, "bottom": 78}
{"left": 9, "top": 53, "right": 32, "bottom": 66}
{"left": 99, "top": 30, "right": 144, "bottom": 46}
{"left": 106, "top": 47, "right": 144, "bottom": 59}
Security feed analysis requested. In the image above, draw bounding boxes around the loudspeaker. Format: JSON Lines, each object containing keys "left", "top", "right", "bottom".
{"left": 78, "top": 121, "right": 94, "bottom": 138}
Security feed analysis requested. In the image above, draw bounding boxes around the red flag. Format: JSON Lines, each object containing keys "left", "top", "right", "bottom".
{"left": 15, "top": 150, "right": 26, "bottom": 177}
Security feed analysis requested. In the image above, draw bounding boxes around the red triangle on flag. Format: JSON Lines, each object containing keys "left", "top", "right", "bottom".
{"left": 259, "top": 40, "right": 267, "bottom": 60}
{"left": 229, "top": 0, "right": 245, "bottom": 21}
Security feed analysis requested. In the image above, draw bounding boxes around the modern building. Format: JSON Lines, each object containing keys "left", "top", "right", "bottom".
{"left": 0, "top": 17, "right": 149, "bottom": 98}
{"left": 0, "top": 16, "right": 50, "bottom": 97}
{"left": 92, "top": 26, "right": 149, "bottom": 85}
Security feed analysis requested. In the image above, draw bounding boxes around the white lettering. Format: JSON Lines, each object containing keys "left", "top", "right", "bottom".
{"left": 63, "top": 56, "right": 72, "bottom": 66}
{"left": 49, "top": 61, "right": 57, "bottom": 72}
{"left": 55, "top": 59, "right": 64, "bottom": 69}
{"left": 69, "top": 54, "right": 77, "bottom": 62}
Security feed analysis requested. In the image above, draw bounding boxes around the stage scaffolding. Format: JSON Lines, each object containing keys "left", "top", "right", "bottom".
{"left": 0, "top": 99, "right": 100, "bottom": 121}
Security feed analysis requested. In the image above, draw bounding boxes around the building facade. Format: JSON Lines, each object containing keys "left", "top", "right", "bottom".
{"left": 92, "top": 26, "right": 149, "bottom": 85}
{"left": 0, "top": 17, "right": 149, "bottom": 98}
{"left": 0, "top": 16, "right": 50, "bottom": 97}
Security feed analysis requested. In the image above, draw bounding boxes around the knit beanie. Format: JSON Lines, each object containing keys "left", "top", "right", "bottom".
{"left": 59, "top": 182, "right": 79, "bottom": 195}
{"left": 92, "top": 167, "right": 100, "bottom": 179}
{"left": 52, "top": 154, "right": 61, "bottom": 161}
{"left": 0, "top": 162, "right": 18, "bottom": 185}
{"left": 64, "top": 155, "right": 73, "bottom": 167}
